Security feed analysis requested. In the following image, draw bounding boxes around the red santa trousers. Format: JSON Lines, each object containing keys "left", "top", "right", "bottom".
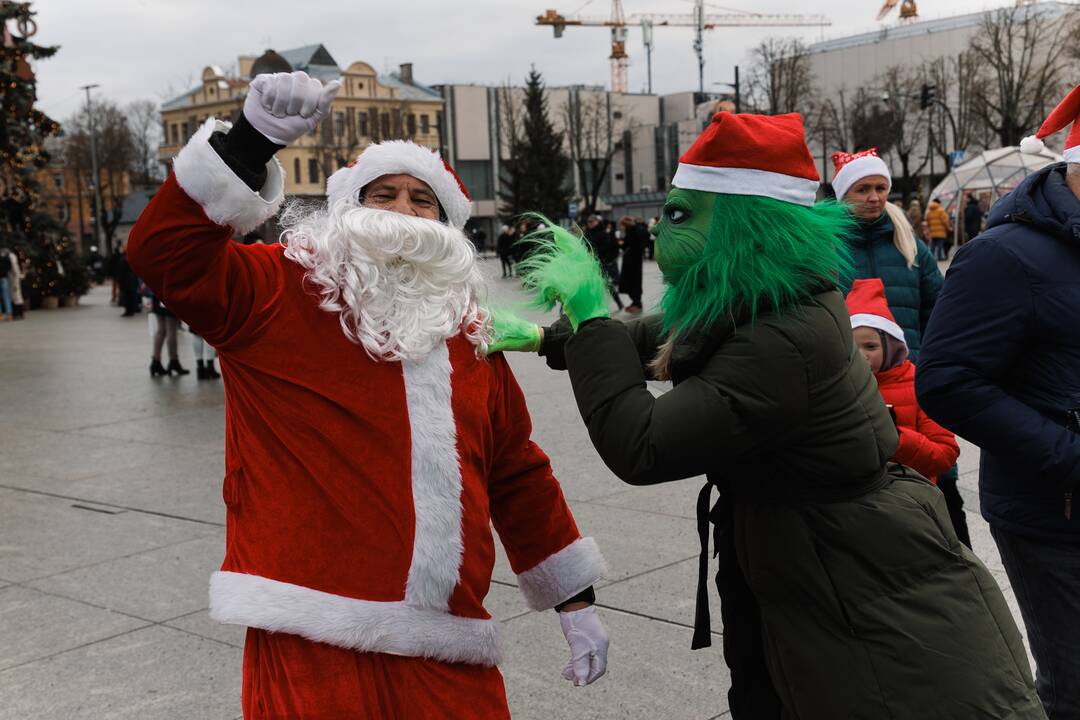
{"left": 241, "top": 629, "right": 510, "bottom": 719}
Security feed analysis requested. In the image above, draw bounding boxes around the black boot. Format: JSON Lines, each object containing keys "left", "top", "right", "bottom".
{"left": 150, "top": 359, "right": 168, "bottom": 377}
{"left": 196, "top": 360, "right": 208, "bottom": 380}
{"left": 205, "top": 359, "right": 221, "bottom": 379}
{"left": 167, "top": 359, "right": 191, "bottom": 376}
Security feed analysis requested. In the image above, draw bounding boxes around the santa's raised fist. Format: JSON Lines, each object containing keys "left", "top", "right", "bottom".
{"left": 243, "top": 70, "right": 341, "bottom": 146}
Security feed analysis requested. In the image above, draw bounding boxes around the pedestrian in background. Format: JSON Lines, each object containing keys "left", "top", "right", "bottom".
{"left": 8, "top": 248, "right": 24, "bottom": 320}
{"left": 496, "top": 224, "right": 515, "bottom": 278}
{"left": 646, "top": 216, "right": 658, "bottom": 259}
{"left": 832, "top": 149, "right": 966, "bottom": 546}
{"left": 192, "top": 332, "right": 220, "bottom": 380}
{"left": 143, "top": 282, "right": 190, "bottom": 377}
{"left": 918, "top": 88, "right": 1080, "bottom": 719}
{"left": 116, "top": 243, "right": 141, "bottom": 317}
{"left": 926, "top": 198, "right": 952, "bottom": 260}
{"left": 906, "top": 198, "right": 924, "bottom": 241}
{"left": 618, "top": 215, "right": 646, "bottom": 313}
{"left": 0, "top": 246, "right": 13, "bottom": 321}
{"left": 963, "top": 193, "right": 984, "bottom": 244}
{"left": 583, "top": 214, "right": 623, "bottom": 311}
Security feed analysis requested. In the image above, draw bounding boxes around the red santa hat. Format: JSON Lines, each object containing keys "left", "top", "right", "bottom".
{"left": 831, "top": 148, "right": 891, "bottom": 202}
{"left": 846, "top": 278, "right": 906, "bottom": 344}
{"left": 672, "top": 112, "right": 820, "bottom": 206}
{"left": 326, "top": 141, "right": 472, "bottom": 229}
{"left": 1020, "top": 84, "right": 1080, "bottom": 164}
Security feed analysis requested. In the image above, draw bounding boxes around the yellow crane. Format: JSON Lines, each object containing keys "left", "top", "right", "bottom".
{"left": 537, "top": 0, "right": 831, "bottom": 95}
{"left": 875, "top": 0, "right": 919, "bottom": 22}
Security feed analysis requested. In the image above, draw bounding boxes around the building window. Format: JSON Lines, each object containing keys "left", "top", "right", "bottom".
{"left": 294, "top": 158, "right": 302, "bottom": 184}
{"left": 380, "top": 113, "right": 391, "bottom": 138}
{"left": 358, "top": 113, "right": 369, "bottom": 137}
{"left": 454, "top": 160, "right": 493, "bottom": 200}
{"left": 334, "top": 112, "right": 345, "bottom": 138}
{"left": 162, "top": 121, "right": 169, "bottom": 142}
{"left": 171, "top": 124, "right": 179, "bottom": 145}
{"left": 407, "top": 114, "right": 417, "bottom": 137}
{"left": 420, "top": 114, "right": 430, "bottom": 134}
{"left": 308, "top": 158, "right": 320, "bottom": 184}
{"left": 53, "top": 173, "right": 63, "bottom": 189}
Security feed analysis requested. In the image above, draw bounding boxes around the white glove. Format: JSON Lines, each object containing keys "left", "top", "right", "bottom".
{"left": 243, "top": 70, "right": 341, "bottom": 146}
{"left": 558, "top": 605, "right": 609, "bottom": 686}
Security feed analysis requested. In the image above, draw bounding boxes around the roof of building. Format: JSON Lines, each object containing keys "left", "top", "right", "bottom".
{"left": 277, "top": 43, "right": 342, "bottom": 82}
{"left": 808, "top": 1, "right": 1071, "bottom": 54}
{"left": 379, "top": 71, "right": 441, "bottom": 101}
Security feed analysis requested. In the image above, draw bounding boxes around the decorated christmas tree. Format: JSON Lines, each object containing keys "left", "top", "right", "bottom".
{"left": 1, "top": 2, "right": 85, "bottom": 306}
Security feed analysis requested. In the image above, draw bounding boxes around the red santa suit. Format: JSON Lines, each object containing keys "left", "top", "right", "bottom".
{"left": 128, "top": 118, "right": 606, "bottom": 718}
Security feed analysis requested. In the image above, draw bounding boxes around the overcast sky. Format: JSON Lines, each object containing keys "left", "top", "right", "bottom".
{"left": 33, "top": 0, "right": 1001, "bottom": 124}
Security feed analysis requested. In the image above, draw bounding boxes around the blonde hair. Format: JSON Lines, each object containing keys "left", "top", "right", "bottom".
{"left": 884, "top": 202, "right": 917, "bottom": 268}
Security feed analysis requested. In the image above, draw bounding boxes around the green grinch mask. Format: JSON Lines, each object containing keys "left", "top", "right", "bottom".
{"left": 654, "top": 188, "right": 714, "bottom": 283}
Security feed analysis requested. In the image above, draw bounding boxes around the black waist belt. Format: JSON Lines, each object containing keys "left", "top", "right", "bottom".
{"left": 690, "top": 468, "right": 891, "bottom": 650}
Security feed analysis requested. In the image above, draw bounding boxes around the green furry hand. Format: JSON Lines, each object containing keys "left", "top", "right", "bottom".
{"left": 487, "top": 308, "right": 542, "bottom": 354}
{"left": 518, "top": 216, "right": 610, "bottom": 331}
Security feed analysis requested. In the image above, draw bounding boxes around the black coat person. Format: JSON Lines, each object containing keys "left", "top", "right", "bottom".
{"left": 618, "top": 217, "right": 647, "bottom": 312}
{"left": 963, "top": 195, "right": 984, "bottom": 242}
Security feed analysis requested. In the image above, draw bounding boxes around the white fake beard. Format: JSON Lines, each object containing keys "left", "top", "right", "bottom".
{"left": 281, "top": 201, "right": 490, "bottom": 362}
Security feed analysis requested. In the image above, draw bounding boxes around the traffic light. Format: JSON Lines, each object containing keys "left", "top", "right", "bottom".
{"left": 920, "top": 83, "right": 937, "bottom": 110}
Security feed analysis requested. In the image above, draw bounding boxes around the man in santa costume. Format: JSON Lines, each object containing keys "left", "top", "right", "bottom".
{"left": 128, "top": 70, "right": 608, "bottom": 719}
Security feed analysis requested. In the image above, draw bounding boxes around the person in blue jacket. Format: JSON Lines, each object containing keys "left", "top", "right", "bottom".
{"left": 916, "top": 85, "right": 1080, "bottom": 720}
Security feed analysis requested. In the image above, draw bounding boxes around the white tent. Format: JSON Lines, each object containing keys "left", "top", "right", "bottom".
{"left": 930, "top": 145, "right": 1064, "bottom": 216}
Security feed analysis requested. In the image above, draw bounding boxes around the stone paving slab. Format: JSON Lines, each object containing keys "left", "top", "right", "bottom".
{"left": 501, "top": 607, "right": 731, "bottom": 720}
{"left": 72, "top": 406, "right": 226, "bottom": 451}
{"left": 26, "top": 534, "right": 225, "bottom": 623}
{"left": 0, "top": 625, "right": 242, "bottom": 720}
{"left": 0, "top": 489, "right": 214, "bottom": 583}
{"left": 0, "top": 586, "right": 148, "bottom": 671}
{"left": 599, "top": 557, "right": 701, "bottom": 629}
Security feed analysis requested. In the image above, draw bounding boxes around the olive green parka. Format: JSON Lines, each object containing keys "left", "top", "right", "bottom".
{"left": 544, "top": 286, "right": 1044, "bottom": 720}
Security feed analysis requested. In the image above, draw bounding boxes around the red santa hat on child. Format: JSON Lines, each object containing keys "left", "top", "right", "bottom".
{"left": 846, "top": 278, "right": 909, "bottom": 364}
{"left": 325, "top": 141, "right": 472, "bottom": 230}
{"left": 672, "top": 112, "right": 820, "bottom": 206}
{"left": 1020, "top": 83, "right": 1080, "bottom": 164}
{"left": 831, "top": 148, "right": 891, "bottom": 202}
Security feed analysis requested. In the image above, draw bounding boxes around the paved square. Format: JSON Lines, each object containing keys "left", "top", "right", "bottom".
{"left": 0, "top": 257, "right": 1025, "bottom": 719}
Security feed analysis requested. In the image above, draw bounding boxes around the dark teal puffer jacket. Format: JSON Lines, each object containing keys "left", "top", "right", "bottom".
{"left": 839, "top": 213, "right": 944, "bottom": 362}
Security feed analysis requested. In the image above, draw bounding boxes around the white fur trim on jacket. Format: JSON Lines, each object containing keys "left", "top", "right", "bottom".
{"left": 402, "top": 342, "right": 465, "bottom": 610}
{"left": 172, "top": 118, "right": 285, "bottom": 235}
{"left": 326, "top": 140, "right": 471, "bottom": 230}
{"left": 209, "top": 571, "right": 501, "bottom": 666}
{"left": 516, "top": 537, "right": 607, "bottom": 611}
{"left": 831, "top": 154, "right": 891, "bottom": 204}
{"left": 672, "top": 163, "right": 819, "bottom": 206}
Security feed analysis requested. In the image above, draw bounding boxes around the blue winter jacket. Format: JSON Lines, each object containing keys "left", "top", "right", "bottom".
{"left": 839, "top": 214, "right": 943, "bottom": 362}
{"left": 916, "top": 163, "right": 1080, "bottom": 542}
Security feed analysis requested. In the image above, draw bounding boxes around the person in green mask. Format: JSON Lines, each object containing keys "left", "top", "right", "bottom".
{"left": 490, "top": 112, "right": 1044, "bottom": 720}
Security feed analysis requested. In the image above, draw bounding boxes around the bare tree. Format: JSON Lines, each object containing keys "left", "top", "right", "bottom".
{"left": 126, "top": 99, "right": 162, "bottom": 184}
{"left": 562, "top": 91, "right": 630, "bottom": 217}
{"left": 924, "top": 52, "right": 984, "bottom": 170}
{"left": 64, "top": 99, "right": 135, "bottom": 251}
{"left": 876, "top": 66, "right": 930, "bottom": 204}
{"left": 969, "top": 4, "right": 1078, "bottom": 146}
{"left": 745, "top": 37, "right": 816, "bottom": 115}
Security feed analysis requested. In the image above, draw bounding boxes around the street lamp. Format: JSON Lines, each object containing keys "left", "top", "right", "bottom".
{"left": 80, "top": 83, "right": 106, "bottom": 258}
{"left": 715, "top": 66, "right": 741, "bottom": 114}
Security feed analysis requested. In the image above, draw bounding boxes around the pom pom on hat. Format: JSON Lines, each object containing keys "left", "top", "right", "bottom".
{"left": 1019, "top": 135, "right": 1046, "bottom": 155}
{"left": 1022, "top": 83, "right": 1080, "bottom": 163}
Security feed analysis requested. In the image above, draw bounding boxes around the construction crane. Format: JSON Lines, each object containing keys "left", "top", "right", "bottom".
{"left": 537, "top": 0, "right": 831, "bottom": 95}
{"left": 875, "top": 0, "right": 919, "bottom": 22}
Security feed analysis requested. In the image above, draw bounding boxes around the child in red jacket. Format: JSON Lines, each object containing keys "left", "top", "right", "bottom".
{"left": 847, "top": 279, "right": 959, "bottom": 483}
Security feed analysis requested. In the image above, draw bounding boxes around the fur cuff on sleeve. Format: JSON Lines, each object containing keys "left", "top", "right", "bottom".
{"left": 517, "top": 537, "right": 607, "bottom": 611}
{"left": 172, "top": 118, "right": 285, "bottom": 235}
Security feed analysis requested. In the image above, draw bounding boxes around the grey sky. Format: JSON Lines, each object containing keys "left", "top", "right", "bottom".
{"left": 33, "top": 0, "right": 994, "bottom": 124}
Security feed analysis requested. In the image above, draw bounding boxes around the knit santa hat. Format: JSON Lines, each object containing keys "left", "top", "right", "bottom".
{"left": 325, "top": 141, "right": 472, "bottom": 229}
{"left": 672, "top": 112, "right": 820, "bottom": 206}
{"left": 1020, "top": 84, "right": 1080, "bottom": 163}
{"left": 831, "top": 148, "right": 891, "bottom": 202}
{"left": 846, "top": 277, "right": 908, "bottom": 356}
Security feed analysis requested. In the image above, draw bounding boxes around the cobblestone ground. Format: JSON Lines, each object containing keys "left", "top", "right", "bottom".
{"left": 0, "top": 256, "right": 1026, "bottom": 719}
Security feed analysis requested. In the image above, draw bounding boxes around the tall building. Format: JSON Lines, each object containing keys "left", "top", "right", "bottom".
{"left": 158, "top": 45, "right": 443, "bottom": 203}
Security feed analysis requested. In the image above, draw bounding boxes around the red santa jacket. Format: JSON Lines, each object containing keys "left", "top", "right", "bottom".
{"left": 876, "top": 360, "right": 959, "bottom": 483}
{"left": 127, "top": 119, "right": 605, "bottom": 667}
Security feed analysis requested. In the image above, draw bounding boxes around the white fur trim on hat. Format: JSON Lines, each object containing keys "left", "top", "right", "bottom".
{"left": 672, "top": 164, "right": 819, "bottom": 206}
{"left": 172, "top": 118, "right": 285, "bottom": 234}
{"left": 516, "top": 537, "right": 607, "bottom": 610}
{"left": 1064, "top": 146, "right": 1080, "bottom": 164}
{"left": 326, "top": 141, "right": 471, "bottom": 230}
{"left": 850, "top": 312, "right": 906, "bottom": 345}
{"left": 832, "top": 154, "right": 891, "bottom": 203}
